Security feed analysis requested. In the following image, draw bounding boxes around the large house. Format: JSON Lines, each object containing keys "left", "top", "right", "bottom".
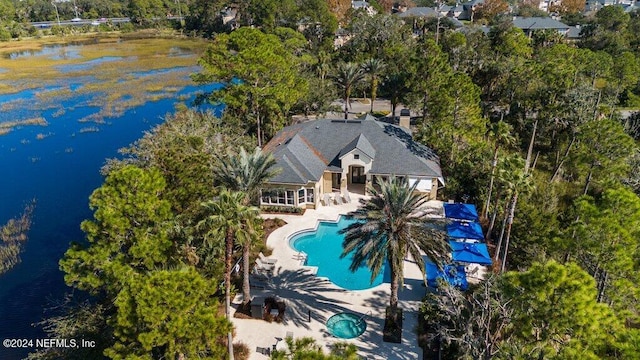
{"left": 260, "top": 118, "right": 444, "bottom": 209}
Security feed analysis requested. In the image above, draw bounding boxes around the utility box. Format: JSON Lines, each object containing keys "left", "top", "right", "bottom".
{"left": 251, "top": 296, "right": 266, "bottom": 319}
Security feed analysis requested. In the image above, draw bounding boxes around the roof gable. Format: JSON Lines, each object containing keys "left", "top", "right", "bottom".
{"left": 339, "top": 133, "right": 376, "bottom": 159}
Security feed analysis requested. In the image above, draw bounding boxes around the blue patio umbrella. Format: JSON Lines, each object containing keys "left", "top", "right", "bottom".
{"left": 443, "top": 203, "right": 480, "bottom": 222}
{"left": 449, "top": 240, "right": 492, "bottom": 265}
{"left": 425, "top": 262, "right": 468, "bottom": 290}
{"left": 447, "top": 220, "right": 484, "bottom": 240}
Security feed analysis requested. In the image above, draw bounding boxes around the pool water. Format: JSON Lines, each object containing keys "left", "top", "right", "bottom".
{"left": 326, "top": 312, "right": 367, "bottom": 339}
{"left": 290, "top": 217, "right": 388, "bottom": 290}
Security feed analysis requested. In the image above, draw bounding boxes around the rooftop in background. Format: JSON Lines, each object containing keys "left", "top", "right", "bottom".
{"left": 511, "top": 16, "right": 570, "bottom": 31}
{"left": 397, "top": 7, "right": 438, "bottom": 18}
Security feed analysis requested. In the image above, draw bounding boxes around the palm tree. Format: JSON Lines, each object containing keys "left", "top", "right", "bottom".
{"left": 339, "top": 177, "right": 449, "bottom": 320}
{"left": 332, "top": 62, "right": 365, "bottom": 119}
{"left": 362, "top": 58, "right": 386, "bottom": 114}
{"left": 213, "top": 147, "right": 279, "bottom": 205}
{"left": 482, "top": 120, "right": 515, "bottom": 218}
{"left": 198, "top": 190, "right": 260, "bottom": 360}
{"left": 213, "top": 146, "right": 278, "bottom": 310}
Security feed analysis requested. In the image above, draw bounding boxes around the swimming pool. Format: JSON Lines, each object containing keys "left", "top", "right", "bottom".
{"left": 289, "top": 216, "right": 387, "bottom": 290}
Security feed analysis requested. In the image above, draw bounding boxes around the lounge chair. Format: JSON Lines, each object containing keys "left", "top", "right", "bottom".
{"left": 255, "top": 258, "right": 275, "bottom": 271}
{"left": 342, "top": 190, "right": 351, "bottom": 203}
{"left": 252, "top": 266, "right": 271, "bottom": 280}
{"left": 250, "top": 279, "right": 269, "bottom": 289}
{"left": 322, "top": 193, "right": 332, "bottom": 206}
{"left": 334, "top": 193, "right": 343, "bottom": 205}
{"left": 256, "top": 346, "right": 271, "bottom": 356}
{"left": 259, "top": 252, "right": 277, "bottom": 265}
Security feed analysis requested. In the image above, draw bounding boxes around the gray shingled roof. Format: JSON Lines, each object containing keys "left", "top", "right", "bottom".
{"left": 263, "top": 119, "right": 443, "bottom": 185}
{"left": 512, "top": 17, "right": 569, "bottom": 31}
{"left": 398, "top": 7, "right": 438, "bottom": 18}
{"left": 339, "top": 133, "right": 376, "bottom": 159}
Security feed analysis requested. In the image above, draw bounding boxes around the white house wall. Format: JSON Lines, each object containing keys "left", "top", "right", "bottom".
{"left": 408, "top": 178, "right": 433, "bottom": 191}
{"left": 339, "top": 149, "right": 373, "bottom": 183}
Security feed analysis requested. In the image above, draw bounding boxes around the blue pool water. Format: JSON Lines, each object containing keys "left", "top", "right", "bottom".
{"left": 326, "top": 312, "right": 367, "bottom": 339}
{"left": 0, "top": 43, "right": 221, "bottom": 360}
{"left": 290, "top": 217, "right": 389, "bottom": 290}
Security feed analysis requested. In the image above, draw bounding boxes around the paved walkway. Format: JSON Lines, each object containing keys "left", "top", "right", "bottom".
{"left": 232, "top": 193, "right": 435, "bottom": 360}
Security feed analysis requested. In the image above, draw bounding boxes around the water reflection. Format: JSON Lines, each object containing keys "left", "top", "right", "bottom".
{"left": 0, "top": 39, "right": 216, "bottom": 359}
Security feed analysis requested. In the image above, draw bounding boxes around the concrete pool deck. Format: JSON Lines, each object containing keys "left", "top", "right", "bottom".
{"left": 231, "top": 194, "right": 448, "bottom": 360}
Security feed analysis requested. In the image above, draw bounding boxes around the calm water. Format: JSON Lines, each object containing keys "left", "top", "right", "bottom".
{"left": 290, "top": 217, "right": 389, "bottom": 290}
{"left": 0, "top": 42, "right": 220, "bottom": 359}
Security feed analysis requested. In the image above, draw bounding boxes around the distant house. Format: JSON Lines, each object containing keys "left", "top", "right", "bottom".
{"left": 459, "top": 0, "right": 485, "bottom": 21}
{"left": 352, "top": 0, "right": 377, "bottom": 16}
{"left": 260, "top": 118, "right": 444, "bottom": 209}
{"left": 396, "top": 6, "right": 464, "bottom": 30}
{"left": 511, "top": 16, "right": 570, "bottom": 37}
{"left": 397, "top": 7, "right": 440, "bottom": 18}
{"left": 566, "top": 25, "right": 584, "bottom": 40}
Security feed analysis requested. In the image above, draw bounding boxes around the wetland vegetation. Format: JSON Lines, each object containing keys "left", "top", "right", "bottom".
{"left": 0, "top": 33, "right": 209, "bottom": 134}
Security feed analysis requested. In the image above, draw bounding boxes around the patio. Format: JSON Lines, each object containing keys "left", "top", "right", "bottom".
{"left": 232, "top": 195, "right": 435, "bottom": 359}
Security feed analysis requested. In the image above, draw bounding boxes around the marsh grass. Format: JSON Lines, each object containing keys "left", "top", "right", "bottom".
{"left": 0, "top": 33, "right": 208, "bottom": 134}
{"left": 0, "top": 117, "right": 48, "bottom": 136}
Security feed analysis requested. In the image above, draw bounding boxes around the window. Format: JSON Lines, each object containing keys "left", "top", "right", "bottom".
{"left": 354, "top": 154, "right": 360, "bottom": 160}
{"left": 260, "top": 189, "right": 295, "bottom": 206}
{"left": 298, "top": 189, "right": 305, "bottom": 204}
{"left": 306, "top": 188, "right": 314, "bottom": 203}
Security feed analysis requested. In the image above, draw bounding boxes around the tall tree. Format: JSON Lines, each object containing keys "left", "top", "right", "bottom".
{"left": 380, "top": 72, "right": 412, "bottom": 119}
{"left": 339, "top": 177, "right": 449, "bottom": 318}
{"left": 568, "top": 117, "right": 635, "bottom": 195}
{"left": 422, "top": 275, "right": 513, "bottom": 359}
{"left": 362, "top": 58, "right": 386, "bottom": 113}
{"left": 502, "top": 261, "right": 620, "bottom": 358}
{"left": 198, "top": 190, "right": 261, "bottom": 360}
{"left": 549, "top": 0, "right": 585, "bottom": 15}
{"left": 483, "top": 120, "right": 515, "bottom": 218}
{"left": 474, "top": 0, "right": 509, "bottom": 23}
{"left": 185, "top": 0, "right": 227, "bottom": 37}
{"left": 106, "top": 268, "right": 232, "bottom": 360}
{"left": 566, "top": 188, "right": 640, "bottom": 319}
{"left": 213, "top": 147, "right": 278, "bottom": 308}
{"left": 60, "top": 166, "right": 173, "bottom": 295}
{"left": 409, "top": 38, "right": 452, "bottom": 127}
{"left": 331, "top": 62, "right": 365, "bottom": 119}
{"left": 193, "top": 27, "right": 307, "bottom": 147}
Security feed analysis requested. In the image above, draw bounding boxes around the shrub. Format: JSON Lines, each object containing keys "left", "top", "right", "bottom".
{"left": 371, "top": 110, "right": 389, "bottom": 118}
{"left": 261, "top": 206, "right": 304, "bottom": 215}
{"left": 0, "top": 28, "right": 11, "bottom": 41}
{"left": 118, "top": 22, "right": 135, "bottom": 33}
{"left": 233, "top": 341, "right": 250, "bottom": 360}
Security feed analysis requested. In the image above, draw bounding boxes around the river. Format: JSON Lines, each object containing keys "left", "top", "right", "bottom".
{"left": 0, "top": 36, "right": 218, "bottom": 359}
